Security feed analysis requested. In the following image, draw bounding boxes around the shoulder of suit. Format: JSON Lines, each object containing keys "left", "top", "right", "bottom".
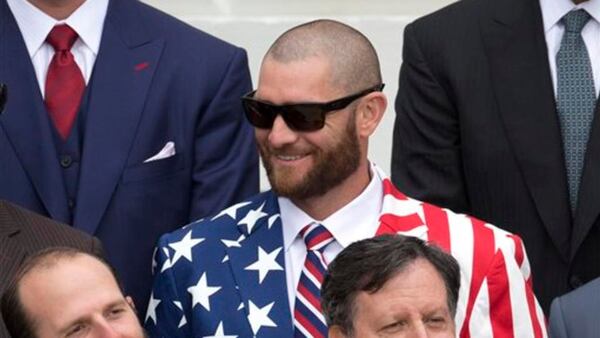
{"left": 560, "top": 277, "right": 600, "bottom": 304}
{"left": 0, "top": 200, "right": 98, "bottom": 251}
{"left": 158, "top": 191, "right": 276, "bottom": 245}
{"left": 130, "top": 0, "right": 244, "bottom": 53}
{"left": 411, "top": 0, "right": 482, "bottom": 26}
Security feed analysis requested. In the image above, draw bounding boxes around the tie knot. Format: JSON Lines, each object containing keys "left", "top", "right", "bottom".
{"left": 300, "top": 223, "right": 334, "bottom": 251}
{"left": 562, "top": 10, "right": 591, "bottom": 33}
{"left": 46, "top": 24, "right": 79, "bottom": 51}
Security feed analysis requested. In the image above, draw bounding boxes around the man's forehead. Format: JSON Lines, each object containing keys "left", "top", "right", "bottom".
{"left": 256, "top": 57, "right": 340, "bottom": 102}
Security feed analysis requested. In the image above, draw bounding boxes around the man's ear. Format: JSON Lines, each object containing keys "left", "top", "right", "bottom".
{"left": 355, "top": 91, "right": 387, "bottom": 138}
{"left": 329, "top": 325, "right": 349, "bottom": 338}
{"left": 126, "top": 296, "right": 136, "bottom": 312}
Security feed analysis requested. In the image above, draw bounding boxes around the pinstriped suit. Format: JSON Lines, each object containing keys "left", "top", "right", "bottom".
{"left": 0, "top": 200, "right": 102, "bottom": 338}
{"left": 392, "top": 0, "right": 600, "bottom": 313}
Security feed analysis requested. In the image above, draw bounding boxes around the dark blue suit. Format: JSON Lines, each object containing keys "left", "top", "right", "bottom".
{"left": 0, "top": 0, "right": 259, "bottom": 313}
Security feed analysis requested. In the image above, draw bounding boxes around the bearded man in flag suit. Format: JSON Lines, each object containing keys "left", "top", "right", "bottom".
{"left": 146, "top": 20, "right": 547, "bottom": 338}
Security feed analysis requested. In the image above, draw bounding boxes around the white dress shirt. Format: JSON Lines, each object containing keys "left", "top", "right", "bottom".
{"left": 279, "top": 163, "right": 383, "bottom": 316}
{"left": 6, "top": 0, "right": 109, "bottom": 98}
{"left": 540, "top": 0, "right": 600, "bottom": 97}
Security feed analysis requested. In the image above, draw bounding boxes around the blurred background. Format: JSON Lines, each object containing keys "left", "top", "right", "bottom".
{"left": 143, "top": 0, "right": 456, "bottom": 190}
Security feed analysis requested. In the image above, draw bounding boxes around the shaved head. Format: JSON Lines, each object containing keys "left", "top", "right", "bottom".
{"left": 265, "top": 19, "right": 382, "bottom": 93}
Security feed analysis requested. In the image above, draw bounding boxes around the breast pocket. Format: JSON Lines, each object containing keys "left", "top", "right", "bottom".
{"left": 121, "top": 154, "right": 184, "bottom": 183}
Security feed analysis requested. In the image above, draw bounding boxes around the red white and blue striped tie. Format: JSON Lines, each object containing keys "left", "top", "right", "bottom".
{"left": 294, "top": 223, "right": 334, "bottom": 338}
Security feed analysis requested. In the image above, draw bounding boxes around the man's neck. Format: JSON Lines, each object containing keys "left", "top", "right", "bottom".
{"left": 27, "top": 0, "right": 84, "bottom": 20}
{"left": 291, "top": 162, "right": 372, "bottom": 221}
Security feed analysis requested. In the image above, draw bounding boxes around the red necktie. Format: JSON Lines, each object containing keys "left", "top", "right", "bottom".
{"left": 44, "top": 24, "right": 85, "bottom": 140}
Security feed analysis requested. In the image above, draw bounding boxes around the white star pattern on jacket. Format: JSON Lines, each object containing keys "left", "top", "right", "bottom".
{"left": 145, "top": 292, "right": 160, "bottom": 325}
{"left": 187, "top": 272, "right": 221, "bottom": 311}
{"left": 212, "top": 201, "right": 252, "bottom": 221}
{"left": 202, "top": 321, "right": 238, "bottom": 338}
{"left": 247, "top": 300, "right": 277, "bottom": 335}
{"left": 168, "top": 230, "right": 204, "bottom": 266}
{"left": 244, "top": 247, "right": 284, "bottom": 284}
{"left": 237, "top": 202, "right": 267, "bottom": 233}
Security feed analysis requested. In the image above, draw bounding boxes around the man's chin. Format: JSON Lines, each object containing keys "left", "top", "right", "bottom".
{"left": 269, "top": 175, "right": 304, "bottom": 197}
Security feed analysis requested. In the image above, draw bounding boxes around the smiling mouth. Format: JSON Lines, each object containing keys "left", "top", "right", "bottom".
{"left": 275, "top": 154, "right": 306, "bottom": 161}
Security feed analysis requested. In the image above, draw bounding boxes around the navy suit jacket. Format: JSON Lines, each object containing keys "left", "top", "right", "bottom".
{"left": 549, "top": 278, "right": 600, "bottom": 337}
{"left": 0, "top": 0, "right": 259, "bottom": 313}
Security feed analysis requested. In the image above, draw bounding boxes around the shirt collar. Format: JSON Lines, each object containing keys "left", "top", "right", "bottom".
{"left": 6, "top": 0, "right": 108, "bottom": 58}
{"left": 540, "top": 0, "right": 600, "bottom": 33}
{"left": 280, "top": 162, "right": 384, "bottom": 251}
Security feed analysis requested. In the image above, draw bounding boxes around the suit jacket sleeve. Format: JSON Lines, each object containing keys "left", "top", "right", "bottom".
{"left": 548, "top": 298, "right": 567, "bottom": 338}
{"left": 467, "top": 234, "right": 547, "bottom": 337}
{"left": 392, "top": 23, "right": 469, "bottom": 213}
{"left": 189, "top": 47, "right": 258, "bottom": 221}
{"left": 145, "top": 234, "right": 190, "bottom": 338}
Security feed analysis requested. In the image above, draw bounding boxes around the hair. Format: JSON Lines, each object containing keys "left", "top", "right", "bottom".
{"left": 1, "top": 247, "right": 123, "bottom": 338}
{"left": 321, "top": 234, "right": 461, "bottom": 336}
{"left": 264, "top": 19, "right": 382, "bottom": 94}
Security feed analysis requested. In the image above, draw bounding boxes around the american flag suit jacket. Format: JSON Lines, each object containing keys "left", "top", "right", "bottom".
{"left": 146, "top": 172, "right": 547, "bottom": 338}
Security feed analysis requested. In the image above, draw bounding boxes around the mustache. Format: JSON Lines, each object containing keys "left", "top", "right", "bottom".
{"left": 260, "top": 144, "right": 313, "bottom": 156}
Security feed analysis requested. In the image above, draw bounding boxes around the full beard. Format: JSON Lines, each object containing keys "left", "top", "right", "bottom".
{"left": 259, "top": 117, "right": 361, "bottom": 200}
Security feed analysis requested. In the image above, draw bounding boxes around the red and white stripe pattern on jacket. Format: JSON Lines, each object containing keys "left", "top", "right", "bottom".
{"left": 375, "top": 177, "right": 548, "bottom": 338}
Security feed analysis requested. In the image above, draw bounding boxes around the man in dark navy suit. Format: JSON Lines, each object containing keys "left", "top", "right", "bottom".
{"left": 0, "top": 0, "right": 259, "bottom": 314}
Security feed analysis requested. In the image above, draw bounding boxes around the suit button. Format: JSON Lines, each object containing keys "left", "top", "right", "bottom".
{"left": 68, "top": 199, "right": 75, "bottom": 210}
{"left": 570, "top": 275, "right": 583, "bottom": 288}
{"left": 60, "top": 155, "right": 73, "bottom": 168}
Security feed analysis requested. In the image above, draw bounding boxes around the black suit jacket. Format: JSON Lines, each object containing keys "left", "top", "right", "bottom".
{"left": 0, "top": 200, "right": 102, "bottom": 338}
{"left": 392, "top": 0, "right": 600, "bottom": 312}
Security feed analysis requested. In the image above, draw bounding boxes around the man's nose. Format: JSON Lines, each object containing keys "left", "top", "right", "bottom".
{"left": 268, "top": 115, "right": 299, "bottom": 147}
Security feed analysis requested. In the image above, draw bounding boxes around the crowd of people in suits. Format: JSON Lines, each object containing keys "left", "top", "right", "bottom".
{"left": 1, "top": 0, "right": 599, "bottom": 337}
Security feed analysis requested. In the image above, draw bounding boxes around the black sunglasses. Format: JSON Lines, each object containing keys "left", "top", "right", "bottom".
{"left": 242, "top": 83, "right": 384, "bottom": 132}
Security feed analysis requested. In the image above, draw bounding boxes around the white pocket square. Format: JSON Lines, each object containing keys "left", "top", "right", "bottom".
{"left": 144, "top": 141, "right": 176, "bottom": 163}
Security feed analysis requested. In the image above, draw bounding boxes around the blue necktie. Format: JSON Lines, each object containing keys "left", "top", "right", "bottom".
{"left": 556, "top": 9, "right": 596, "bottom": 214}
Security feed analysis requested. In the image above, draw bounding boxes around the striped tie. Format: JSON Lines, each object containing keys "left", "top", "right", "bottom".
{"left": 294, "top": 223, "right": 334, "bottom": 338}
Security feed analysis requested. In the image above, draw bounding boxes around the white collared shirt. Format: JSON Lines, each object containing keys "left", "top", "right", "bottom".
{"left": 279, "top": 163, "right": 384, "bottom": 316}
{"left": 540, "top": 0, "right": 600, "bottom": 97}
{"left": 6, "top": 0, "right": 109, "bottom": 98}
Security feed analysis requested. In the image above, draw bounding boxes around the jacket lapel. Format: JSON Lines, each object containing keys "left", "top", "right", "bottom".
{"left": 0, "top": 3, "right": 69, "bottom": 222}
{"left": 571, "top": 102, "right": 600, "bottom": 258}
{"left": 481, "top": 0, "right": 571, "bottom": 260}
{"left": 226, "top": 192, "right": 294, "bottom": 337}
{"left": 73, "top": 0, "right": 163, "bottom": 234}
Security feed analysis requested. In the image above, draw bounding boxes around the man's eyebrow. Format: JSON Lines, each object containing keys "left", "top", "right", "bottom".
{"left": 103, "top": 298, "right": 130, "bottom": 312}
{"left": 57, "top": 317, "right": 88, "bottom": 336}
{"left": 57, "top": 298, "right": 129, "bottom": 334}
